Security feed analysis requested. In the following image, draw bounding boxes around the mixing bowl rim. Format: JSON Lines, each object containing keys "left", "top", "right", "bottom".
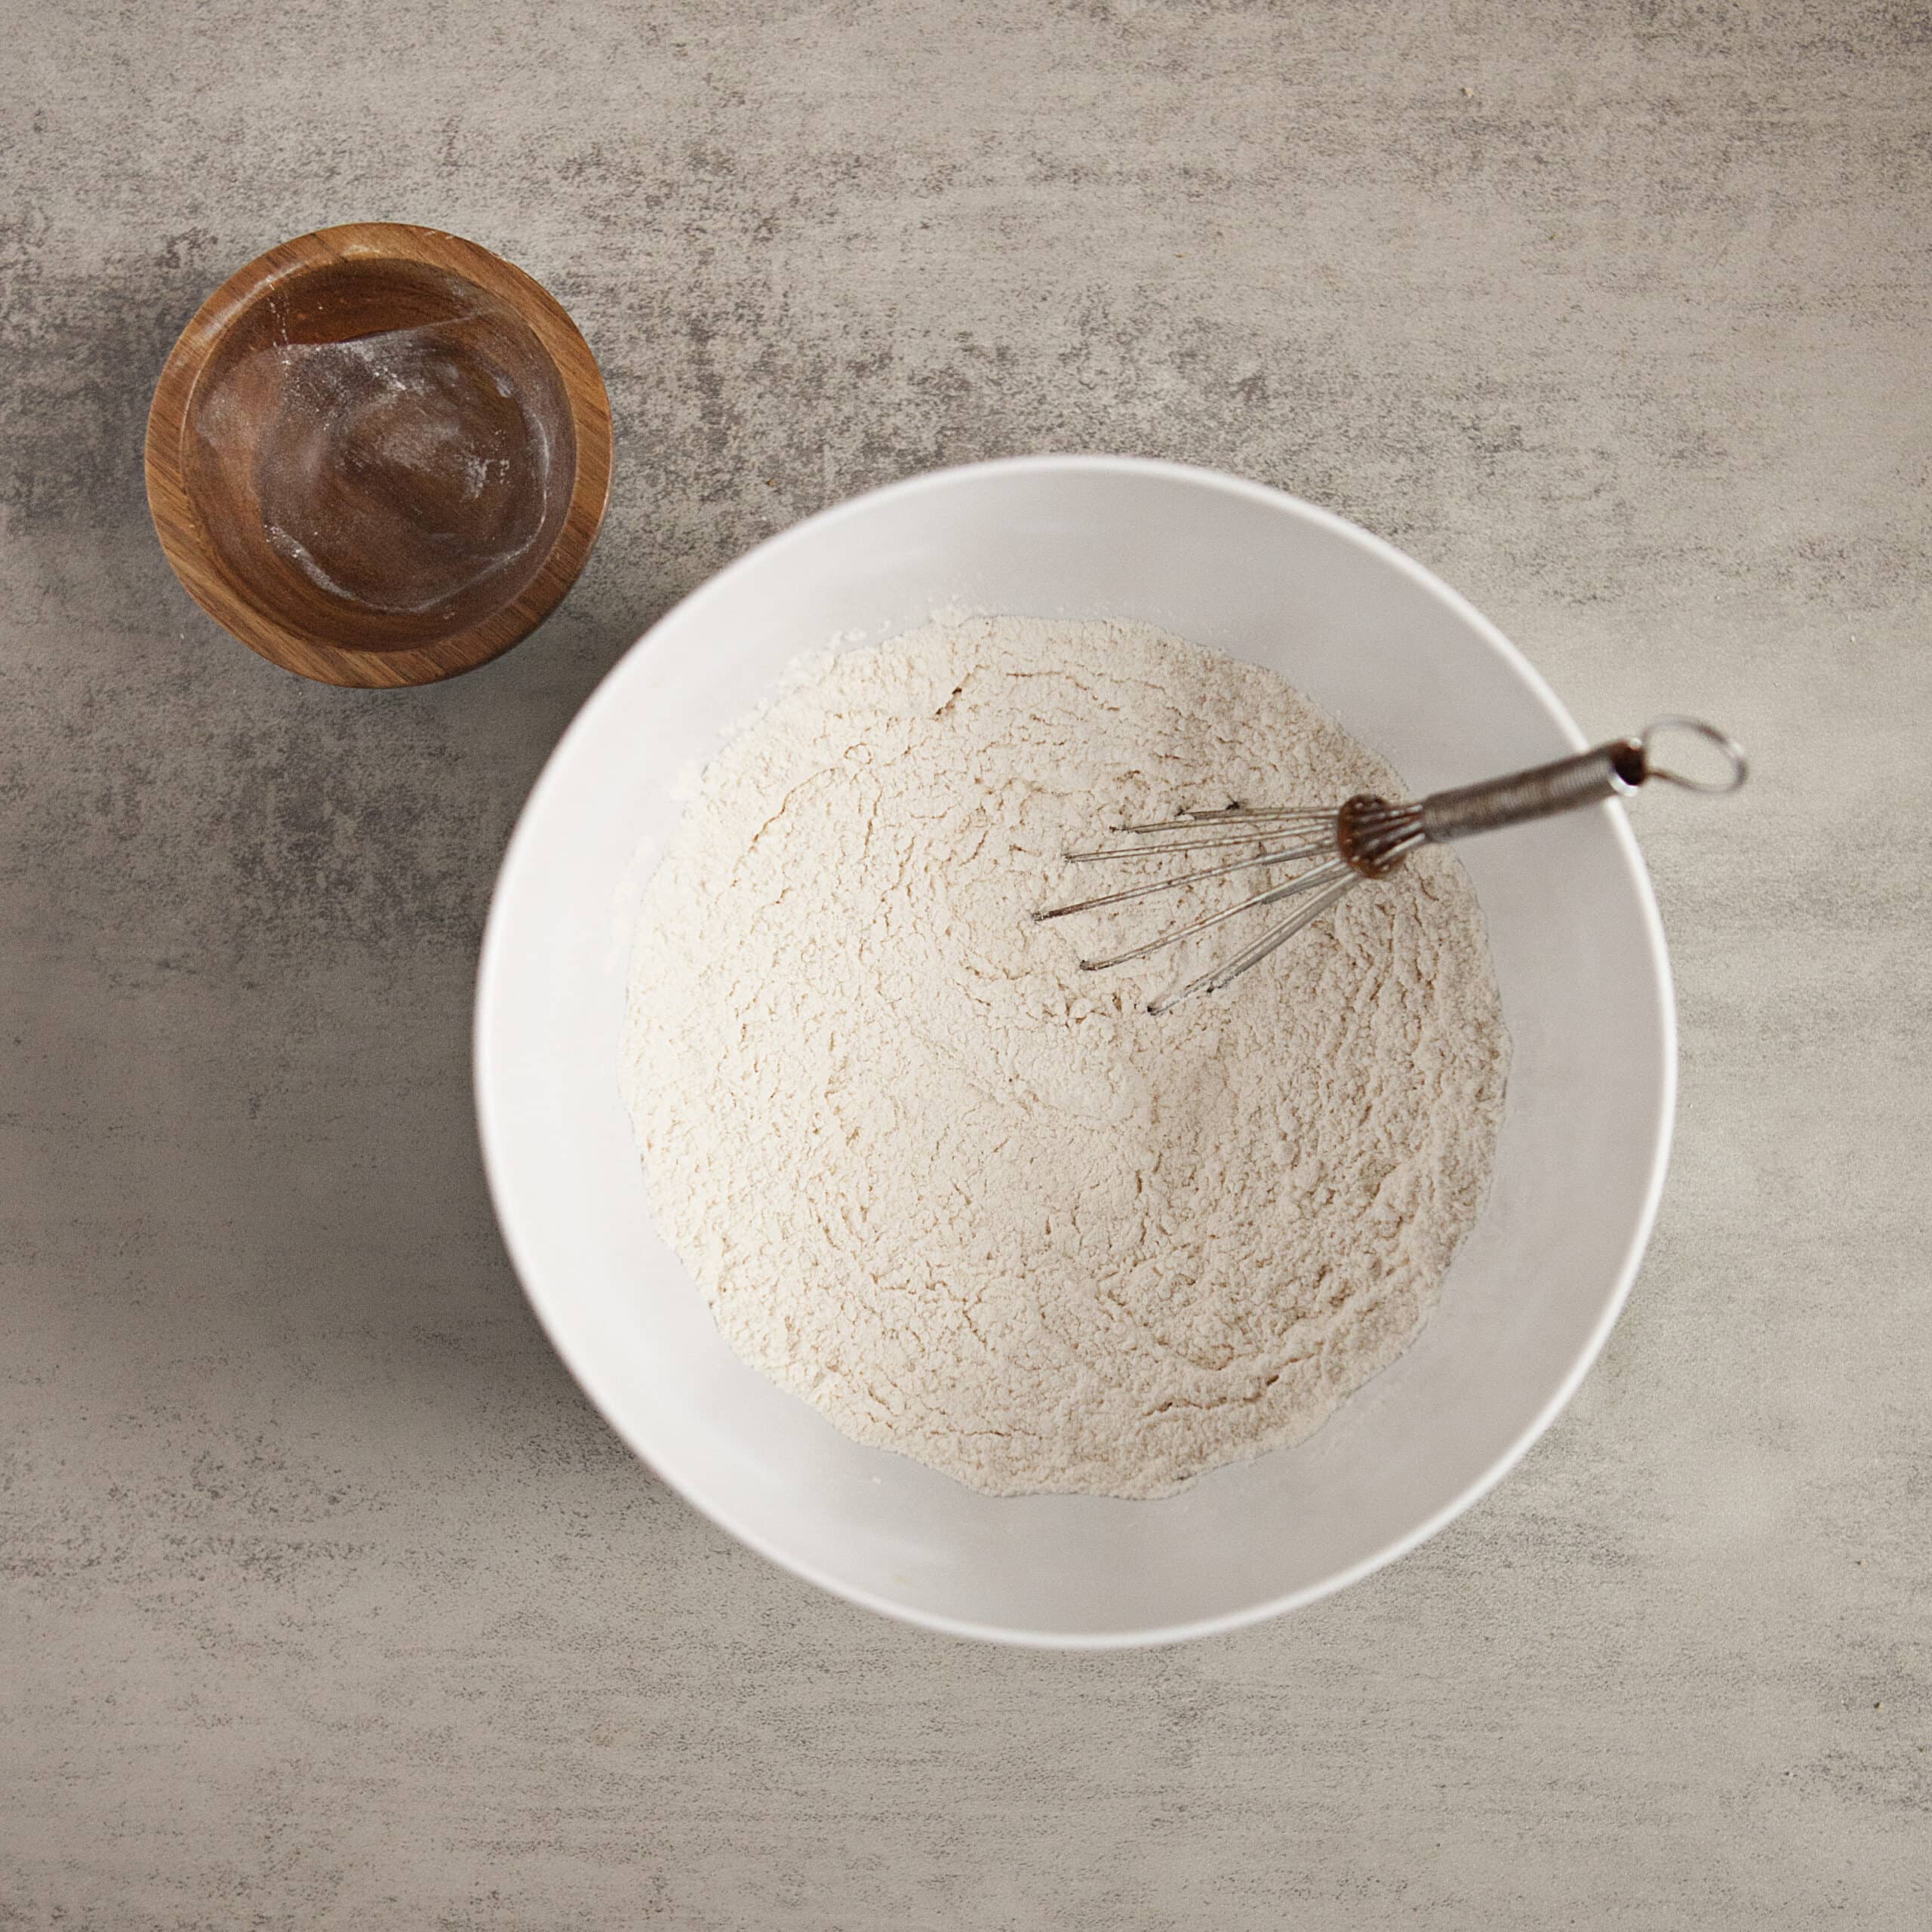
{"left": 474, "top": 453, "right": 1677, "bottom": 1648}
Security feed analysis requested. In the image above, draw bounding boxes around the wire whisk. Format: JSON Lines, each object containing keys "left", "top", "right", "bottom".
{"left": 1035, "top": 717, "right": 1747, "bottom": 1014}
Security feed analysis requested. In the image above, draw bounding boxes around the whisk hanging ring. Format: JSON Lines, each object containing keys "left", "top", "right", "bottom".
{"left": 1638, "top": 717, "right": 1749, "bottom": 794}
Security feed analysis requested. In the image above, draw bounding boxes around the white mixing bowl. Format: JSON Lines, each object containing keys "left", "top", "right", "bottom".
{"left": 475, "top": 456, "right": 1673, "bottom": 1647}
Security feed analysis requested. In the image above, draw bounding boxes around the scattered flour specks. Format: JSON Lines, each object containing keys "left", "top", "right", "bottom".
{"left": 622, "top": 615, "right": 1509, "bottom": 1497}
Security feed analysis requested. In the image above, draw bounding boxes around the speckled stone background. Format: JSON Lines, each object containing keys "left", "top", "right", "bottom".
{"left": 3, "top": 2, "right": 1927, "bottom": 1925}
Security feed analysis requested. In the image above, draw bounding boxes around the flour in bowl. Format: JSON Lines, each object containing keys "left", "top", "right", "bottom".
{"left": 621, "top": 615, "right": 1508, "bottom": 1498}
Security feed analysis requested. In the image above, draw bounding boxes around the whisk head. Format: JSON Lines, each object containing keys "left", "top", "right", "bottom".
{"left": 1035, "top": 796, "right": 1419, "bottom": 1014}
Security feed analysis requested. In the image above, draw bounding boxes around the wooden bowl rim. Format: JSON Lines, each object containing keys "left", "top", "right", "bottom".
{"left": 144, "top": 222, "right": 613, "bottom": 689}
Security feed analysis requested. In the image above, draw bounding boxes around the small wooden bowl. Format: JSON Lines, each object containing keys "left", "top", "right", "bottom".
{"left": 145, "top": 223, "right": 612, "bottom": 688}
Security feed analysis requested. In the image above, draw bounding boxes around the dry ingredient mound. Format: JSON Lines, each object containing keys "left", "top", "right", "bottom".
{"left": 622, "top": 615, "right": 1508, "bottom": 1499}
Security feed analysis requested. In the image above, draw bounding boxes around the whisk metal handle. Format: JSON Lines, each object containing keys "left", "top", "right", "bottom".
{"left": 1420, "top": 718, "right": 1748, "bottom": 844}
{"left": 1420, "top": 740, "right": 1641, "bottom": 840}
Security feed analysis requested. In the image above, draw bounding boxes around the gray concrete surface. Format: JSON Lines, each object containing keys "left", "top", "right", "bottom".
{"left": 3, "top": 1, "right": 1927, "bottom": 1924}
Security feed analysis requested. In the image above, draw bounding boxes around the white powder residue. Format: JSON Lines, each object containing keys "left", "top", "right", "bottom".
{"left": 622, "top": 615, "right": 1509, "bottom": 1498}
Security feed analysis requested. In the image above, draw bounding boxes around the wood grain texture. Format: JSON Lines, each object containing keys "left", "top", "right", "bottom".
{"left": 144, "top": 223, "right": 611, "bottom": 688}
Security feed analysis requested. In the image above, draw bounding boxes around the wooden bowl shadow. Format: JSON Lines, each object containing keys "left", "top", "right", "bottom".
{"left": 146, "top": 224, "right": 612, "bottom": 688}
